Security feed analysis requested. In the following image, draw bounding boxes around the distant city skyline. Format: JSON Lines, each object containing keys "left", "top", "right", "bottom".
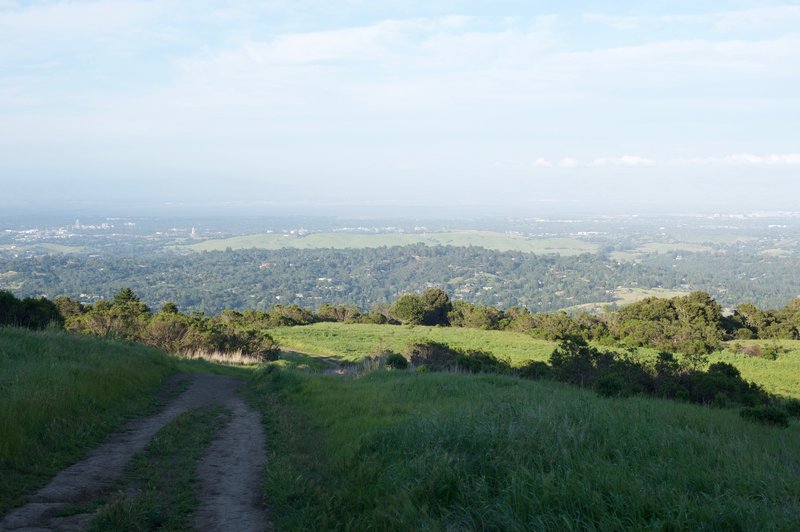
{"left": 1, "top": 1, "right": 798, "bottom": 214}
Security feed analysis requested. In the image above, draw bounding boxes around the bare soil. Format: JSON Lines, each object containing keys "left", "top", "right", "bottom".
{"left": 0, "top": 373, "right": 268, "bottom": 531}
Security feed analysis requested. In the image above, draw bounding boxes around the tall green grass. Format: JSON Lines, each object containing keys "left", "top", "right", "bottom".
{"left": 0, "top": 327, "right": 176, "bottom": 513}
{"left": 251, "top": 368, "right": 800, "bottom": 530}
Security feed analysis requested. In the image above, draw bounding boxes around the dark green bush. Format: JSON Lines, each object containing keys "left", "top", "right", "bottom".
{"left": 385, "top": 353, "right": 408, "bottom": 370}
{"left": 707, "top": 362, "right": 741, "bottom": 379}
{"left": 740, "top": 406, "right": 789, "bottom": 428}
{"left": 594, "top": 373, "right": 628, "bottom": 397}
{"left": 404, "top": 341, "right": 459, "bottom": 370}
{"left": 517, "top": 360, "right": 551, "bottom": 380}
{"left": 782, "top": 398, "right": 800, "bottom": 418}
{"left": 454, "top": 350, "right": 512, "bottom": 374}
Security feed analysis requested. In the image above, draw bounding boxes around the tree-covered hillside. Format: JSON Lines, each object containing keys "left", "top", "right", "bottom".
{"left": 2, "top": 245, "right": 800, "bottom": 314}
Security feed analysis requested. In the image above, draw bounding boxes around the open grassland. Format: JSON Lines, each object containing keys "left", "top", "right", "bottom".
{"left": 0, "top": 327, "right": 176, "bottom": 514}
{"left": 0, "top": 243, "right": 86, "bottom": 254}
{"left": 268, "top": 323, "right": 555, "bottom": 365}
{"left": 715, "top": 340, "right": 800, "bottom": 399}
{"left": 563, "top": 287, "right": 692, "bottom": 313}
{"left": 270, "top": 323, "right": 800, "bottom": 398}
{"left": 251, "top": 368, "right": 800, "bottom": 530}
{"left": 610, "top": 287, "right": 693, "bottom": 305}
{"left": 183, "top": 231, "right": 599, "bottom": 255}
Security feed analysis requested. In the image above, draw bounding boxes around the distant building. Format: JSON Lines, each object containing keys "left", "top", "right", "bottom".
{"left": 191, "top": 227, "right": 198, "bottom": 238}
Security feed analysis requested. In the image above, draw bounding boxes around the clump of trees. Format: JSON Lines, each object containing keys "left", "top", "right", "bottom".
{"left": 0, "top": 290, "right": 63, "bottom": 329}
{"left": 390, "top": 288, "right": 452, "bottom": 326}
{"left": 62, "top": 289, "right": 279, "bottom": 361}
{"left": 544, "top": 337, "right": 768, "bottom": 407}
{"left": 387, "top": 335, "right": 797, "bottom": 425}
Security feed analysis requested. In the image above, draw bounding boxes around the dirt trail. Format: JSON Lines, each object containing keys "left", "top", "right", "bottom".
{"left": 0, "top": 373, "right": 269, "bottom": 531}
{"left": 193, "top": 392, "right": 268, "bottom": 531}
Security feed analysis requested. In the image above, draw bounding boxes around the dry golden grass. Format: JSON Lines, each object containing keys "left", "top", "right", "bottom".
{"left": 177, "top": 349, "right": 263, "bottom": 366}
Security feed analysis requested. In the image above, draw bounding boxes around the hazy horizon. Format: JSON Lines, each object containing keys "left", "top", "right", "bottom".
{"left": 2, "top": 1, "right": 798, "bottom": 213}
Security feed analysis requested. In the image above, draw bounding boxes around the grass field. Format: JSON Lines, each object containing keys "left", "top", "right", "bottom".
{"left": 251, "top": 368, "right": 800, "bottom": 530}
{"left": 563, "top": 287, "right": 692, "bottom": 313}
{"left": 0, "top": 327, "right": 177, "bottom": 514}
{"left": 0, "top": 243, "right": 86, "bottom": 254}
{"left": 715, "top": 340, "right": 800, "bottom": 399}
{"left": 269, "top": 322, "right": 800, "bottom": 398}
{"left": 268, "top": 322, "right": 555, "bottom": 365}
{"left": 182, "top": 231, "right": 599, "bottom": 255}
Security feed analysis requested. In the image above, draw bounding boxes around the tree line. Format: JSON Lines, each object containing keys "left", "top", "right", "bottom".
{"left": 0, "top": 289, "right": 279, "bottom": 361}
{"left": 4, "top": 286, "right": 800, "bottom": 358}
{"left": 5, "top": 245, "right": 800, "bottom": 315}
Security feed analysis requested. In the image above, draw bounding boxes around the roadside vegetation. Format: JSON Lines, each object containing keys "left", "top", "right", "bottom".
{"left": 0, "top": 327, "right": 175, "bottom": 514}
{"left": 251, "top": 368, "right": 800, "bottom": 530}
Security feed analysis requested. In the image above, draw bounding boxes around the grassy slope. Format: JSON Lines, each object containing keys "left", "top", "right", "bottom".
{"left": 252, "top": 369, "right": 800, "bottom": 530}
{"left": 269, "top": 322, "right": 555, "bottom": 364}
{"left": 0, "top": 327, "right": 176, "bottom": 514}
{"left": 183, "top": 231, "right": 598, "bottom": 255}
{"left": 270, "top": 322, "right": 800, "bottom": 398}
{"left": 715, "top": 340, "right": 800, "bottom": 399}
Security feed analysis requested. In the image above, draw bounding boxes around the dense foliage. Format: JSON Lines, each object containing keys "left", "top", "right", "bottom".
{"left": 0, "top": 290, "right": 63, "bottom": 329}
{"left": 6, "top": 284, "right": 800, "bottom": 359}
{"left": 5, "top": 245, "right": 800, "bottom": 315}
{"left": 50, "top": 290, "right": 280, "bottom": 361}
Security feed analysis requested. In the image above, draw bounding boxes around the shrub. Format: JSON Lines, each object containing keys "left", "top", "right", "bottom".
{"left": 385, "top": 353, "right": 408, "bottom": 370}
{"left": 740, "top": 406, "right": 789, "bottom": 428}
{"left": 517, "top": 360, "right": 551, "bottom": 380}
{"left": 403, "top": 341, "right": 459, "bottom": 371}
{"left": 782, "top": 398, "right": 800, "bottom": 418}
{"left": 707, "top": 362, "right": 741, "bottom": 379}
{"left": 594, "top": 373, "right": 627, "bottom": 398}
{"left": 762, "top": 344, "right": 782, "bottom": 361}
{"left": 453, "top": 349, "right": 512, "bottom": 374}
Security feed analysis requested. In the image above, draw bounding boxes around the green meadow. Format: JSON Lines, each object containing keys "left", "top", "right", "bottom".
{"left": 3, "top": 324, "right": 800, "bottom": 530}
{"left": 270, "top": 322, "right": 800, "bottom": 398}
{"left": 269, "top": 322, "right": 555, "bottom": 364}
{"left": 252, "top": 368, "right": 800, "bottom": 530}
{"left": 183, "top": 231, "right": 599, "bottom": 255}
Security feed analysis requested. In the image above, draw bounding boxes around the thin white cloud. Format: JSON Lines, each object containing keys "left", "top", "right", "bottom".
{"left": 592, "top": 155, "right": 656, "bottom": 167}
{"left": 671, "top": 154, "right": 800, "bottom": 166}
{"left": 529, "top": 153, "right": 800, "bottom": 169}
{"left": 585, "top": 6, "right": 800, "bottom": 33}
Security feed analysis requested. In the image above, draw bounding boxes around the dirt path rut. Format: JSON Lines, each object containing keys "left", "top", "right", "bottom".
{"left": 0, "top": 373, "right": 268, "bottom": 531}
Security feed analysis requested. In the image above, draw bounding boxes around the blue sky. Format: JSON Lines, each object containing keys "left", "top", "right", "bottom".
{"left": 1, "top": 1, "right": 799, "bottom": 213}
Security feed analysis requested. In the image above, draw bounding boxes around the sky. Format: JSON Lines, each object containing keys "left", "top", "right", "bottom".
{"left": 1, "top": 0, "right": 799, "bottom": 215}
